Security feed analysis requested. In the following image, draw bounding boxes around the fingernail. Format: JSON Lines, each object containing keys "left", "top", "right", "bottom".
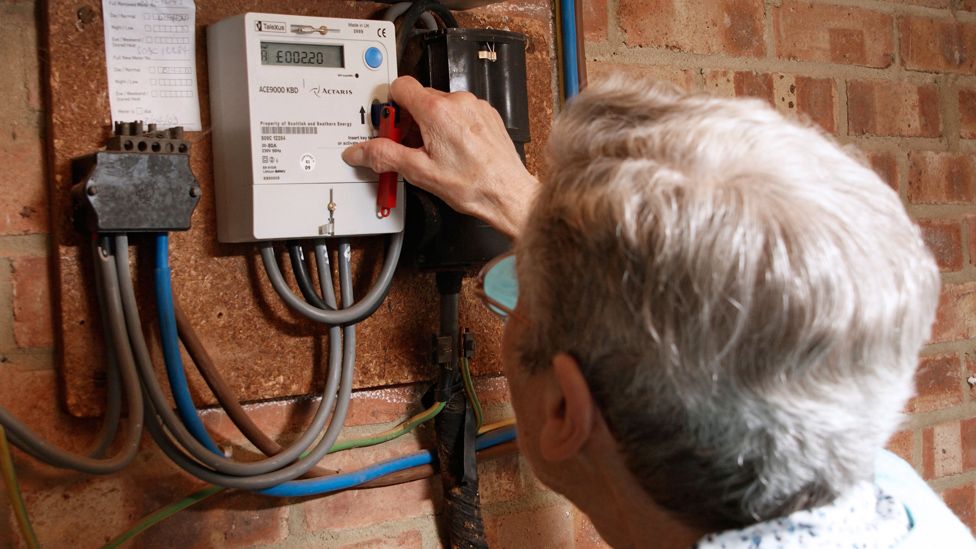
{"left": 342, "top": 145, "right": 364, "bottom": 166}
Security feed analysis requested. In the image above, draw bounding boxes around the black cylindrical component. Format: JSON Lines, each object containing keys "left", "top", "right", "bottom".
{"left": 404, "top": 28, "right": 531, "bottom": 271}
{"left": 421, "top": 28, "right": 530, "bottom": 147}
{"left": 434, "top": 271, "right": 487, "bottom": 549}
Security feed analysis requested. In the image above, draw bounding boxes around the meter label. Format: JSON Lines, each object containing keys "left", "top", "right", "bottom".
{"left": 258, "top": 121, "right": 368, "bottom": 182}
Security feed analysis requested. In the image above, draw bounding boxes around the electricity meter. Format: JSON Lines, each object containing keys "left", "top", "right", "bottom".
{"left": 207, "top": 13, "right": 402, "bottom": 242}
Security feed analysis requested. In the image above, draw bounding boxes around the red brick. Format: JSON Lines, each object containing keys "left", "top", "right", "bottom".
{"left": 848, "top": 80, "right": 940, "bottom": 137}
{"left": 574, "top": 507, "right": 611, "bottom": 549}
{"left": 473, "top": 375, "right": 511, "bottom": 407}
{"left": 922, "top": 421, "right": 963, "bottom": 479}
{"left": 582, "top": 0, "right": 608, "bottom": 42}
{"left": 867, "top": 151, "right": 900, "bottom": 191}
{"left": 931, "top": 283, "right": 976, "bottom": 344}
{"left": 303, "top": 436, "right": 440, "bottom": 532}
{"left": 478, "top": 452, "right": 524, "bottom": 504}
{"left": 773, "top": 2, "right": 893, "bottom": 67}
{"left": 24, "top": 476, "right": 133, "bottom": 548}
{"left": 0, "top": 368, "right": 97, "bottom": 455}
{"left": 794, "top": 76, "right": 836, "bottom": 134}
{"left": 907, "top": 151, "right": 976, "bottom": 204}
{"left": 138, "top": 489, "right": 288, "bottom": 549}
{"left": 965, "top": 0, "right": 976, "bottom": 10}
{"left": 338, "top": 529, "right": 423, "bottom": 549}
{"left": 917, "top": 219, "right": 964, "bottom": 272}
{"left": 197, "top": 384, "right": 433, "bottom": 453}
{"left": 344, "top": 385, "right": 426, "bottom": 427}
{"left": 941, "top": 484, "right": 976, "bottom": 531}
{"left": 910, "top": 354, "right": 963, "bottom": 412}
{"left": 0, "top": 2, "right": 41, "bottom": 197}
{"left": 199, "top": 397, "right": 318, "bottom": 450}
{"left": 734, "top": 72, "right": 775, "bottom": 104}
{"left": 886, "top": 430, "right": 915, "bottom": 467}
{"left": 484, "top": 503, "right": 576, "bottom": 548}
{"left": 11, "top": 256, "right": 53, "bottom": 349}
{"left": 963, "top": 418, "right": 976, "bottom": 472}
{"left": 0, "top": 125, "right": 48, "bottom": 237}
{"left": 961, "top": 89, "right": 976, "bottom": 139}
{"left": 587, "top": 62, "right": 697, "bottom": 91}
{"left": 619, "top": 0, "right": 765, "bottom": 57}
{"left": 886, "top": 0, "right": 950, "bottom": 6}
{"left": 303, "top": 477, "right": 440, "bottom": 532}
{"left": 703, "top": 70, "right": 773, "bottom": 104}
{"left": 899, "top": 16, "right": 976, "bottom": 75}
{"left": 968, "top": 215, "right": 976, "bottom": 267}
{"left": 703, "top": 69, "right": 740, "bottom": 97}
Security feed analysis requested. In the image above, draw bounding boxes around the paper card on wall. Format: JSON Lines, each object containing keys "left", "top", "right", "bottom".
{"left": 101, "top": 0, "right": 202, "bottom": 131}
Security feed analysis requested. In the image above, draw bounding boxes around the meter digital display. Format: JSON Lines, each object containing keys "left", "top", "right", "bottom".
{"left": 260, "top": 42, "right": 345, "bottom": 68}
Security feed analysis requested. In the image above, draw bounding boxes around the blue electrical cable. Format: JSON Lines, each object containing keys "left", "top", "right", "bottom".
{"left": 560, "top": 0, "right": 580, "bottom": 99}
{"left": 154, "top": 234, "right": 223, "bottom": 455}
{"left": 258, "top": 425, "right": 517, "bottom": 497}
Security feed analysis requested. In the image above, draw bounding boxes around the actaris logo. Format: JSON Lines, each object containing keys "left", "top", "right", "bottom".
{"left": 255, "top": 21, "right": 286, "bottom": 33}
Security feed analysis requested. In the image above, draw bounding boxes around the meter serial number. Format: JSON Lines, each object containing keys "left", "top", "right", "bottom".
{"left": 258, "top": 86, "right": 299, "bottom": 94}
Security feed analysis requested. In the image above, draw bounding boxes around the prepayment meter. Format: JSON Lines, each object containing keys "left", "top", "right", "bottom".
{"left": 207, "top": 13, "right": 402, "bottom": 242}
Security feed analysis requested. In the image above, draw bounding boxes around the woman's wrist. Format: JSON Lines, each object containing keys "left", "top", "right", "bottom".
{"left": 476, "top": 171, "right": 539, "bottom": 240}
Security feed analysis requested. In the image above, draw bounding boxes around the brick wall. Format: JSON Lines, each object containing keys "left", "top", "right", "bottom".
{"left": 1, "top": 0, "right": 974, "bottom": 547}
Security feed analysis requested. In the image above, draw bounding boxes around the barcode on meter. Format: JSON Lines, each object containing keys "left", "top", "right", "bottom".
{"left": 261, "top": 126, "right": 318, "bottom": 135}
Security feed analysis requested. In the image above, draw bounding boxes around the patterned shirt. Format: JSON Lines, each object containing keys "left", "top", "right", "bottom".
{"left": 695, "top": 482, "right": 910, "bottom": 548}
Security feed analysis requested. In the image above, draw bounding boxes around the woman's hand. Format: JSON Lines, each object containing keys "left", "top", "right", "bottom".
{"left": 341, "top": 76, "right": 538, "bottom": 239}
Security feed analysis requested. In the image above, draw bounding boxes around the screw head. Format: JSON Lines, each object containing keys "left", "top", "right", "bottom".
{"left": 87, "top": 185, "right": 97, "bottom": 196}
{"left": 190, "top": 187, "right": 200, "bottom": 198}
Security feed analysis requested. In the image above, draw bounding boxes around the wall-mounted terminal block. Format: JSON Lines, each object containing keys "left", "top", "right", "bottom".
{"left": 70, "top": 121, "right": 201, "bottom": 233}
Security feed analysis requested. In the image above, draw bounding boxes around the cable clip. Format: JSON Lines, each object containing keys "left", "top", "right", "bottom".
{"left": 462, "top": 330, "right": 476, "bottom": 360}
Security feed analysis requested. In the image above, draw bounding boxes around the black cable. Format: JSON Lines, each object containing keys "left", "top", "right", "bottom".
{"left": 396, "top": 0, "right": 458, "bottom": 65}
{"left": 434, "top": 271, "right": 488, "bottom": 548}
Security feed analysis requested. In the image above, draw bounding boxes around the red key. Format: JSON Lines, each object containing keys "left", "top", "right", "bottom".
{"left": 377, "top": 104, "right": 400, "bottom": 218}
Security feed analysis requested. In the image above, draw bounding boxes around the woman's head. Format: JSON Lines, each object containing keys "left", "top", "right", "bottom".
{"left": 512, "top": 77, "right": 940, "bottom": 530}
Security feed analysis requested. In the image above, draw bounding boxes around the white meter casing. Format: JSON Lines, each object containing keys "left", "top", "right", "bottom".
{"left": 207, "top": 13, "right": 402, "bottom": 242}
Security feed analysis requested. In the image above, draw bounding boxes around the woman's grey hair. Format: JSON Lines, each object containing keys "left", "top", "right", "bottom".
{"left": 515, "top": 76, "right": 941, "bottom": 530}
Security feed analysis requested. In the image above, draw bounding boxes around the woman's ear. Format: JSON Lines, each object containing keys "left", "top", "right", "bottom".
{"left": 538, "top": 352, "right": 596, "bottom": 462}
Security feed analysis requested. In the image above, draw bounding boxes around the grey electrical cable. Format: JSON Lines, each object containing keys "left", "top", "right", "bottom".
{"left": 2, "top": 238, "right": 122, "bottom": 463}
{"left": 137, "top": 261, "right": 358, "bottom": 490}
{"left": 0, "top": 239, "right": 143, "bottom": 474}
{"left": 259, "top": 231, "right": 403, "bottom": 326}
{"left": 113, "top": 235, "right": 343, "bottom": 478}
{"left": 313, "top": 242, "right": 338, "bottom": 308}
{"left": 86, "top": 236, "right": 122, "bottom": 458}
{"left": 288, "top": 243, "right": 330, "bottom": 309}
{"left": 383, "top": 2, "right": 439, "bottom": 30}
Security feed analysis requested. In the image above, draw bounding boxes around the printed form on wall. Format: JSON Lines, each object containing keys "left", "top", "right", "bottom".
{"left": 101, "top": 0, "right": 202, "bottom": 130}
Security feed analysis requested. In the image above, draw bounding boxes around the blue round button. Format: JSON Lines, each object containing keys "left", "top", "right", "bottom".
{"left": 364, "top": 47, "right": 383, "bottom": 69}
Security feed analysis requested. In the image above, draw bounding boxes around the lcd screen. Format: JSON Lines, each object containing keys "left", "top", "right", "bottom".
{"left": 260, "top": 42, "right": 344, "bottom": 68}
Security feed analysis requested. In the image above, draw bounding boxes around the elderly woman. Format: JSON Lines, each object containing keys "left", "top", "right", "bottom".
{"left": 343, "top": 77, "right": 974, "bottom": 547}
